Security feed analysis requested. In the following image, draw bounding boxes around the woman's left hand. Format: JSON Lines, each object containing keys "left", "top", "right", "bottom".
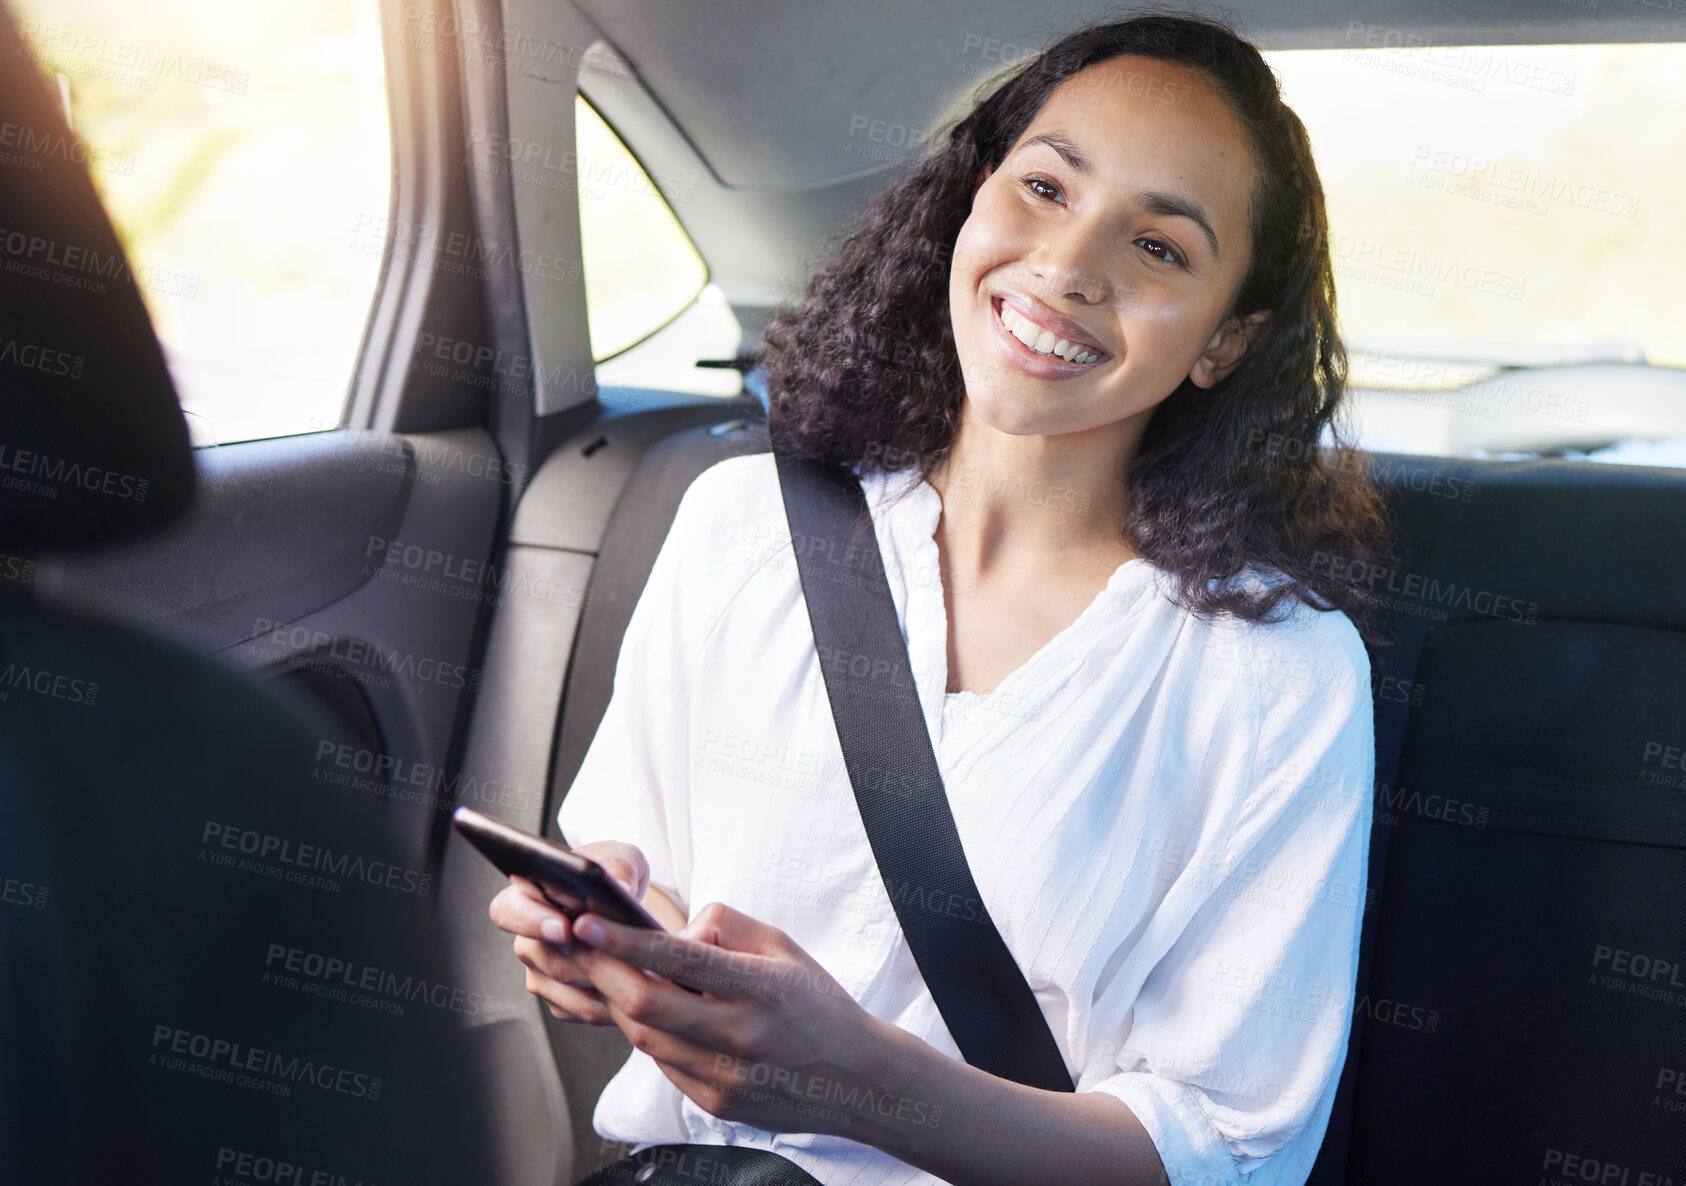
{"left": 571, "top": 902, "right": 930, "bottom": 1139}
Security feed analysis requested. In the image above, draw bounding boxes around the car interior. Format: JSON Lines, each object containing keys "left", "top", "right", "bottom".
{"left": 0, "top": 10, "right": 500, "bottom": 1181}
{"left": 5, "top": 0, "right": 1684, "bottom": 1183}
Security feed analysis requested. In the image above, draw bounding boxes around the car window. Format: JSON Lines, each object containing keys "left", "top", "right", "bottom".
{"left": 8, "top": 0, "right": 392, "bottom": 446}
{"left": 577, "top": 96, "right": 742, "bottom": 397}
{"left": 1265, "top": 40, "right": 1686, "bottom": 462}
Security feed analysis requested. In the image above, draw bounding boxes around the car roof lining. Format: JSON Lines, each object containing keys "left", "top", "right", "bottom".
{"left": 573, "top": 0, "right": 1685, "bottom": 192}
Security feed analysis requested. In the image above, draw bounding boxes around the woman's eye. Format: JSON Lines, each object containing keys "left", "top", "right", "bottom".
{"left": 1136, "top": 238, "right": 1185, "bottom": 267}
{"left": 1022, "top": 175, "right": 1062, "bottom": 202}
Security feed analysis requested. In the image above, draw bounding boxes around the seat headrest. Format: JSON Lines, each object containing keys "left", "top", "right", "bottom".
{"left": 0, "top": 4, "right": 193, "bottom": 554}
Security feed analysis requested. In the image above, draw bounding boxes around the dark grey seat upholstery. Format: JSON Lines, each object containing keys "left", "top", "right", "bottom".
{"left": 0, "top": 593, "right": 499, "bottom": 1183}
{"left": 1312, "top": 458, "right": 1686, "bottom": 1182}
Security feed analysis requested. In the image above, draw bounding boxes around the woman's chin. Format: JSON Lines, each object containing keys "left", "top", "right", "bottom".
{"left": 959, "top": 388, "right": 1067, "bottom": 438}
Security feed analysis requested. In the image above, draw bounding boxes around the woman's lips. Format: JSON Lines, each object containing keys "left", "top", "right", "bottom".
{"left": 989, "top": 295, "right": 1111, "bottom": 378}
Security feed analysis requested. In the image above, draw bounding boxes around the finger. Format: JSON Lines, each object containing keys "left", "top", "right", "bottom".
{"left": 578, "top": 841, "right": 649, "bottom": 901}
{"left": 593, "top": 968, "right": 742, "bottom": 1067}
{"left": 523, "top": 964, "right": 615, "bottom": 1026}
{"left": 578, "top": 941, "right": 735, "bottom": 1040}
{"left": 513, "top": 934, "right": 593, "bottom": 989}
{"left": 492, "top": 880, "right": 574, "bottom": 946}
{"left": 679, "top": 902, "right": 792, "bottom": 958}
{"left": 509, "top": 875, "right": 582, "bottom": 935}
{"left": 681, "top": 903, "right": 841, "bottom": 1004}
{"left": 596, "top": 857, "right": 639, "bottom": 898}
{"left": 575, "top": 912, "right": 777, "bottom": 1001}
{"left": 651, "top": 1052, "right": 754, "bottom": 1123}
{"left": 508, "top": 874, "right": 564, "bottom": 908}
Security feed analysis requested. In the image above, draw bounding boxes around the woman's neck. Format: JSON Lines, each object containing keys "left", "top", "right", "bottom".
{"left": 925, "top": 414, "right": 1142, "bottom": 579}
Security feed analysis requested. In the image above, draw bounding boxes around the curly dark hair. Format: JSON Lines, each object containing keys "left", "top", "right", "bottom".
{"left": 750, "top": 11, "right": 1395, "bottom": 644}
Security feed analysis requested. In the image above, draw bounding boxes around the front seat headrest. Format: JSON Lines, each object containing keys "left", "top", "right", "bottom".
{"left": 0, "top": 2, "right": 194, "bottom": 554}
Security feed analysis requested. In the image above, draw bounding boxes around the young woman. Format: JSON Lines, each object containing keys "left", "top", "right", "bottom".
{"left": 491, "top": 14, "right": 1389, "bottom": 1186}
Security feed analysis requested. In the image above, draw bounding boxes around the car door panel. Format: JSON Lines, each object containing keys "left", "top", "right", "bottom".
{"left": 37, "top": 427, "right": 507, "bottom": 865}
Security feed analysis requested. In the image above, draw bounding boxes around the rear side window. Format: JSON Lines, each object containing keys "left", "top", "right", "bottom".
{"left": 576, "top": 97, "right": 742, "bottom": 397}
{"left": 8, "top": 0, "right": 391, "bottom": 445}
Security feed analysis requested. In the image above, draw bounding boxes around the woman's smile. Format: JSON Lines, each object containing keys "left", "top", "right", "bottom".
{"left": 989, "top": 291, "right": 1111, "bottom": 377}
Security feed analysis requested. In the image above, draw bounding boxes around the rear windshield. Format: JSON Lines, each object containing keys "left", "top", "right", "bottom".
{"left": 1266, "top": 40, "right": 1686, "bottom": 463}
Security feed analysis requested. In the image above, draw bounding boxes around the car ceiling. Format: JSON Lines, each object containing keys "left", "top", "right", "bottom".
{"left": 574, "top": 0, "right": 1685, "bottom": 191}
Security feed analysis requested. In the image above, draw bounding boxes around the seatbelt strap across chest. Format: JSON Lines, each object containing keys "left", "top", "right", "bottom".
{"left": 773, "top": 444, "right": 1074, "bottom": 1094}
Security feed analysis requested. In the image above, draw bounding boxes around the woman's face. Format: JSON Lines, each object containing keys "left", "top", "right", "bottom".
{"left": 948, "top": 56, "right": 1264, "bottom": 440}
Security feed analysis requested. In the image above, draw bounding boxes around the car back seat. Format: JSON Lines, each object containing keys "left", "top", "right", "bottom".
{"left": 1312, "top": 456, "right": 1686, "bottom": 1183}
{"left": 544, "top": 412, "right": 769, "bottom": 1181}
{"left": 535, "top": 414, "right": 1686, "bottom": 1183}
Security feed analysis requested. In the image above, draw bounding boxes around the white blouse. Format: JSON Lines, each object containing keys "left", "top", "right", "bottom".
{"left": 558, "top": 452, "right": 1374, "bottom": 1186}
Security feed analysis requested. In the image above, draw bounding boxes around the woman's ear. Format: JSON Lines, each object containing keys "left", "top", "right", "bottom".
{"left": 1189, "top": 310, "right": 1271, "bottom": 389}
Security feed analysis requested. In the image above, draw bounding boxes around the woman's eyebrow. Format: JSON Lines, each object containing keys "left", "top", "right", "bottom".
{"left": 1019, "top": 132, "right": 1221, "bottom": 259}
{"left": 1020, "top": 131, "right": 1093, "bottom": 173}
{"left": 1137, "top": 190, "right": 1221, "bottom": 259}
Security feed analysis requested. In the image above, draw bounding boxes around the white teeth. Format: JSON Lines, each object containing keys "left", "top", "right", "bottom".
{"left": 996, "top": 301, "right": 1100, "bottom": 364}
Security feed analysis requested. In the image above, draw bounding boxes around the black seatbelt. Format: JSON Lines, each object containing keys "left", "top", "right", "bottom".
{"left": 773, "top": 445, "right": 1074, "bottom": 1094}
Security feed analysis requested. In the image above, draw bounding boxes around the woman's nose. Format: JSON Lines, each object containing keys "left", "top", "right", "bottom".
{"left": 1027, "top": 225, "right": 1114, "bottom": 307}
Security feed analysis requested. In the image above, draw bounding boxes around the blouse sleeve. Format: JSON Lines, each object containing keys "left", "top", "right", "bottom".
{"left": 1085, "top": 613, "right": 1375, "bottom": 1186}
{"left": 554, "top": 465, "right": 733, "bottom": 916}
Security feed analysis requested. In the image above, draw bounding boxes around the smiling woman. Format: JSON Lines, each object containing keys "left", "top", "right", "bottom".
{"left": 495, "top": 13, "right": 1385, "bottom": 1186}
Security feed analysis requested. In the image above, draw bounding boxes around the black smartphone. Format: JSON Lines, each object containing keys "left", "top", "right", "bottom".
{"left": 451, "top": 806, "right": 666, "bottom": 931}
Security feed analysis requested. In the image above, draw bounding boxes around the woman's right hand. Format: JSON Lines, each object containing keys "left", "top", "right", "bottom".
{"left": 488, "top": 840, "right": 650, "bottom": 1026}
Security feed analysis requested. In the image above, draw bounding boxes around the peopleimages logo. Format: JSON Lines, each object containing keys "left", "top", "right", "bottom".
{"left": 264, "top": 941, "right": 488, "bottom": 1018}
{"left": 252, "top": 618, "right": 481, "bottom": 693}
{"left": 0, "top": 661, "right": 98, "bottom": 707}
{"left": 1406, "top": 145, "right": 1638, "bottom": 219}
{"left": 1342, "top": 22, "right": 1577, "bottom": 97}
{"left": 1310, "top": 554, "right": 1539, "bottom": 625}
{"left": 213, "top": 1147, "right": 375, "bottom": 1186}
{"left": 0, "top": 120, "right": 134, "bottom": 176}
{"left": 1, "top": 873, "right": 48, "bottom": 910}
{"left": 0, "top": 334, "right": 84, "bottom": 379}
{"left": 0, "top": 442, "right": 148, "bottom": 501}
{"left": 467, "top": 129, "right": 697, "bottom": 204}
{"left": 362, "top": 534, "right": 590, "bottom": 608}
{"left": 313, "top": 739, "right": 538, "bottom": 815}
{"left": 149, "top": 1025, "right": 381, "bottom": 1101}
{"left": 199, "top": 821, "right": 433, "bottom": 897}
{"left": 1329, "top": 235, "right": 1527, "bottom": 300}
{"left": 14, "top": 19, "right": 251, "bottom": 93}
{"left": 0, "top": 228, "right": 198, "bottom": 298}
